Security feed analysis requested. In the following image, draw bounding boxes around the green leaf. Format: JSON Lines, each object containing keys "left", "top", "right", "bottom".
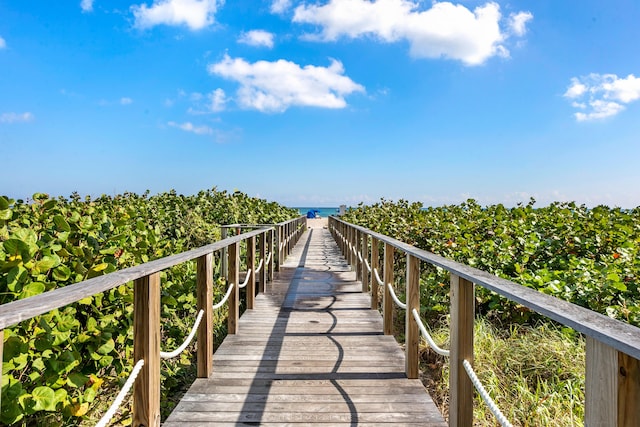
{"left": 52, "top": 265, "right": 71, "bottom": 281}
{"left": 0, "top": 196, "right": 9, "bottom": 210}
{"left": 53, "top": 215, "right": 71, "bottom": 232}
{"left": 31, "top": 386, "right": 57, "bottom": 411}
{"left": 96, "top": 338, "right": 115, "bottom": 355}
{"left": 34, "top": 255, "right": 60, "bottom": 273}
{"left": 20, "top": 282, "right": 46, "bottom": 299}
{"left": 67, "top": 373, "right": 89, "bottom": 388}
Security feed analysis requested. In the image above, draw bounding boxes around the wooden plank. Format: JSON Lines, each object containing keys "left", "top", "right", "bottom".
{"left": 450, "top": 274, "right": 474, "bottom": 427}
{"left": 196, "top": 253, "right": 213, "bottom": 378}
{"left": 405, "top": 254, "right": 420, "bottom": 379}
{"left": 585, "top": 336, "right": 617, "bottom": 426}
{"left": 133, "top": 273, "right": 161, "bottom": 427}
{"left": 618, "top": 352, "right": 640, "bottom": 426}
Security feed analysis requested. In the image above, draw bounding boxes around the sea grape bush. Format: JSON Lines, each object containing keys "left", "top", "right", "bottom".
{"left": 0, "top": 189, "right": 297, "bottom": 425}
{"left": 342, "top": 199, "right": 640, "bottom": 326}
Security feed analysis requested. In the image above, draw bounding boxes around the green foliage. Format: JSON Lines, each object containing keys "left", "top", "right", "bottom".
{"left": 0, "top": 188, "right": 297, "bottom": 425}
{"left": 343, "top": 199, "right": 640, "bottom": 326}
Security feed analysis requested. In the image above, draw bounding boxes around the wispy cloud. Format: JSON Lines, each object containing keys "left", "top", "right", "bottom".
{"left": 270, "top": 0, "right": 291, "bottom": 14}
{"left": 120, "top": 97, "right": 133, "bottom": 105}
{"left": 0, "top": 36, "right": 6, "bottom": 49}
{"left": 208, "top": 54, "right": 365, "bottom": 113}
{"left": 564, "top": 73, "right": 640, "bottom": 121}
{"left": 168, "top": 121, "right": 214, "bottom": 135}
{"left": 238, "top": 30, "right": 275, "bottom": 48}
{"left": 209, "top": 88, "right": 226, "bottom": 112}
{"left": 1, "top": 112, "right": 34, "bottom": 123}
{"left": 131, "top": 0, "right": 221, "bottom": 30}
{"left": 292, "top": 0, "right": 533, "bottom": 66}
{"left": 80, "top": 0, "right": 94, "bottom": 12}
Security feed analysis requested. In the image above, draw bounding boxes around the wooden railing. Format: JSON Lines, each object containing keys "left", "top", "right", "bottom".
{"left": 0, "top": 216, "right": 305, "bottom": 427}
{"left": 329, "top": 216, "right": 640, "bottom": 427}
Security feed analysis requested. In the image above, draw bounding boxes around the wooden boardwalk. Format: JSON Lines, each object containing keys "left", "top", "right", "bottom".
{"left": 164, "top": 223, "right": 446, "bottom": 426}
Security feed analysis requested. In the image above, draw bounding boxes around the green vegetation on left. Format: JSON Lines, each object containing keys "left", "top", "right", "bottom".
{"left": 0, "top": 189, "right": 297, "bottom": 426}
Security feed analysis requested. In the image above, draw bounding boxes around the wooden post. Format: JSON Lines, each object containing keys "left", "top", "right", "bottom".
{"left": 275, "top": 226, "right": 281, "bottom": 272}
{"left": 247, "top": 235, "right": 256, "bottom": 309}
{"left": 361, "top": 233, "right": 369, "bottom": 293}
{"left": 0, "top": 330, "right": 3, "bottom": 410}
{"left": 450, "top": 274, "right": 474, "bottom": 427}
{"left": 585, "top": 338, "right": 640, "bottom": 426}
{"left": 356, "top": 230, "right": 362, "bottom": 282}
{"left": 258, "top": 232, "right": 267, "bottom": 293}
{"left": 221, "top": 226, "right": 228, "bottom": 281}
{"left": 268, "top": 228, "right": 274, "bottom": 281}
{"left": 197, "top": 253, "right": 213, "bottom": 378}
{"left": 405, "top": 254, "right": 420, "bottom": 379}
{"left": 228, "top": 242, "right": 239, "bottom": 334}
{"left": 383, "top": 243, "right": 394, "bottom": 336}
{"left": 133, "top": 273, "right": 161, "bottom": 427}
{"left": 371, "top": 238, "right": 379, "bottom": 310}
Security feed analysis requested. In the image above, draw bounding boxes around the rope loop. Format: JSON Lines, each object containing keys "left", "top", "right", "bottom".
{"left": 255, "top": 258, "right": 264, "bottom": 273}
{"left": 364, "top": 258, "right": 372, "bottom": 273}
{"left": 411, "top": 308, "right": 450, "bottom": 357}
{"left": 373, "top": 268, "right": 384, "bottom": 286}
{"left": 387, "top": 283, "right": 407, "bottom": 310}
{"left": 160, "top": 309, "right": 205, "bottom": 359}
{"left": 238, "top": 270, "right": 252, "bottom": 289}
{"left": 213, "top": 283, "right": 235, "bottom": 310}
{"left": 95, "top": 359, "right": 145, "bottom": 427}
{"left": 463, "top": 359, "right": 513, "bottom": 427}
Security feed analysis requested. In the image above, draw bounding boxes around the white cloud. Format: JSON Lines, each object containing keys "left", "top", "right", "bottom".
{"left": 238, "top": 30, "right": 275, "bottom": 48}
{"left": 0, "top": 112, "right": 34, "bottom": 123}
{"left": 168, "top": 121, "right": 214, "bottom": 134}
{"left": 0, "top": 36, "right": 6, "bottom": 49}
{"left": 271, "top": 0, "right": 292, "bottom": 14}
{"left": 131, "top": 0, "right": 221, "bottom": 30}
{"left": 80, "top": 0, "right": 94, "bottom": 12}
{"left": 508, "top": 11, "right": 533, "bottom": 36}
{"left": 564, "top": 73, "right": 640, "bottom": 121}
{"left": 209, "top": 88, "right": 226, "bottom": 111}
{"left": 208, "top": 55, "right": 365, "bottom": 112}
{"left": 120, "top": 97, "right": 133, "bottom": 105}
{"left": 292, "top": 0, "right": 533, "bottom": 66}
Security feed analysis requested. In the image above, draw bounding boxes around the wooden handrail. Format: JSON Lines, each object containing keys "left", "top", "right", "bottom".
{"left": 0, "top": 216, "right": 306, "bottom": 427}
{"left": 329, "top": 216, "right": 640, "bottom": 427}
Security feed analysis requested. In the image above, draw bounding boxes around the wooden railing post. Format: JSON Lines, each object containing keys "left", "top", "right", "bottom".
{"left": 197, "top": 253, "right": 213, "bottom": 378}
{"left": 228, "top": 242, "right": 239, "bottom": 334}
{"left": 0, "top": 330, "right": 3, "bottom": 410}
{"left": 356, "top": 230, "right": 362, "bottom": 282}
{"left": 406, "top": 254, "right": 420, "bottom": 379}
{"left": 370, "top": 238, "right": 379, "bottom": 310}
{"left": 221, "top": 226, "right": 228, "bottom": 281}
{"left": 450, "top": 274, "right": 474, "bottom": 427}
{"left": 133, "top": 273, "right": 161, "bottom": 427}
{"left": 268, "top": 228, "right": 274, "bottom": 281}
{"left": 246, "top": 236, "right": 256, "bottom": 309}
{"left": 276, "top": 225, "right": 282, "bottom": 272}
{"left": 361, "top": 233, "right": 369, "bottom": 293}
{"left": 383, "top": 243, "right": 394, "bottom": 335}
{"left": 586, "top": 338, "right": 640, "bottom": 426}
{"left": 258, "top": 232, "right": 267, "bottom": 293}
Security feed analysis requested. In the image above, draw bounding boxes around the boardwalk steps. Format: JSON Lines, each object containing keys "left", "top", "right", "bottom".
{"left": 164, "top": 224, "right": 446, "bottom": 426}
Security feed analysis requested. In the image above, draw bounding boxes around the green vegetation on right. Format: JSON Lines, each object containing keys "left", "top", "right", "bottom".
{"left": 342, "top": 198, "right": 639, "bottom": 425}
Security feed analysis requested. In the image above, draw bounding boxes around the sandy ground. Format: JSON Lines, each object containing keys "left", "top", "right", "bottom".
{"left": 306, "top": 217, "right": 329, "bottom": 229}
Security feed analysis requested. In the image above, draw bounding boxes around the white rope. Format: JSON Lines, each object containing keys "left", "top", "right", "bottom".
{"left": 255, "top": 258, "right": 264, "bottom": 273}
{"left": 358, "top": 251, "right": 363, "bottom": 262}
{"left": 238, "top": 270, "right": 252, "bottom": 289}
{"left": 364, "top": 258, "right": 372, "bottom": 273}
{"left": 411, "top": 308, "right": 450, "bottom": 357}
{"left": 374, "top": 268, "right": 384, "bottom": 286}
{"left": 387, "top": 283, "right": 407, "bottom": 310}
{"left": 96, "top": 359, "right": 145, "bottom": 427}
{"left": 266, "top": 252, "right": 272, "bottom": 265}
{"left": 160, "top": 309, "right": 205, "bottom": 359}
{"left": 463, "top": 359, "right": 513, "bottom": 427}
{"left": 213, "top": 283, "right": 235, "bottom": 310}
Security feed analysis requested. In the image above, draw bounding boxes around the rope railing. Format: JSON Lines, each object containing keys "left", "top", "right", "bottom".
{"left": 237, "top": 270, "right": 252, "bottom": 289}
{"left": 463, "top": 359, "right": 513, "bottom": 427}
{"left": 387, "top": 283, "right": 407, "bottom": 310}
{"left": 212, "top": 283, "right": 235, "bottom": 310}
{"left": 374, "top": 267, "right": 384, "bottom": 286}
{"left": 95, "top": 359, "right": 145, "bottom": 427}
{"left": 255, "top": 258, "right": 264, "bottom": 274}
{"left": 358, "top": 251, "right": 363, "bottom": 262}
{"left": 411, "top": 308, "right": 450, "bottom": 357}
{"left": 265, "top": 252, "right": 272, "bottom": 265}
{"left": 160, "top": 309, "right": 205, "bottom": 360}
{"left": 364, "top": 258, "right": 371, "bottom": 273}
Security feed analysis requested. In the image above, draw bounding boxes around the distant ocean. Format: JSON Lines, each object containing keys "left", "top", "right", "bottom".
{"left": 292, "top": 207, "right": 341, "bottom": 218}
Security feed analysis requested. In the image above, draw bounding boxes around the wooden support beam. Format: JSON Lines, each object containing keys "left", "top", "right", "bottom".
{"left": 361, "top": 232, "right": 369, "bottom": 293}
{"left": 133, "top": 273, "right": 161, "bottom": 427}
{"left": 383, "top": 243, "right": 394, "bottom": 336}
{"left": 246, "top": 236, "right": 256, "bottom": 310}
{"left": 370, "top": 238, "right": 379, "bottom": 310}
{"left": 228, "top": 242, "right": 239, "bottom": 335}
{"left": 258, "top": 232, "right": 267, "bottom": 293}
{"left": 450, "top": 274, "right": 474, "bottom": 427}
{"left": 405, "top": 254, "right": 420, "bottom": 379}
{"left": 196, "top": 253, "right": 213, "bottom": 378}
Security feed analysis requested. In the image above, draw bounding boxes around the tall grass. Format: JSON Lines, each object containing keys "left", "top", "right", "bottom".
{"left": 422, "top": 318, "right": 585, "bottom": 426}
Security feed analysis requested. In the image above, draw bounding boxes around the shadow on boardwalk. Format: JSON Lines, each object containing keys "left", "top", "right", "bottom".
{"left": 164, "top": 226, "right": 446, "bottom": 426}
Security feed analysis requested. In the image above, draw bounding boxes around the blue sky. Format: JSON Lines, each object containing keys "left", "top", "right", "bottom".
{"left": 1, "top": 0, "right": 639, "bottom": 208}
